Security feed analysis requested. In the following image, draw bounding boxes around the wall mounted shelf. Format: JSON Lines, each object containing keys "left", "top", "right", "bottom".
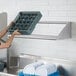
{"left": 15, "top": 21, "right": 71, "bottom": 40}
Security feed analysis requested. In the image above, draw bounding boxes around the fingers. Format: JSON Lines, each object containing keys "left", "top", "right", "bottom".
{"left": 9, "top": 21, "right": 15, "bottom": 26}
{"left": 7, "top": 21, "right": 15, "bottom": 29}
{"left": 13, "top": 30, "right": 21, "bottom": 35}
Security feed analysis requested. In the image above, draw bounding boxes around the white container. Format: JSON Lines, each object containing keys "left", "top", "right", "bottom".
{"left": 23, "top": 61, "right": 44, "bottom": 75}
{"left": 35, "top": 64, "right": 57, "bottom": 76}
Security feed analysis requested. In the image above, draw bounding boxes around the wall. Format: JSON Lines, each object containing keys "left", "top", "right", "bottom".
{"left": 0, "top": 13, "right": 7, "bottom": 61}
{"left": 0, "top": 0, "right": 76, "bottom": 22}
{"left": 9, "top": 38, "right": 76, "bottom": 61}
{"left": 0, "top": 0, "right": 76, "bottom": 35}
{"left": 0, "top": 0, "right": 76, "bottom": 61}
{"left": 0, "top": 0, "right": 49, "bottom": 23}
{"left": 48, "top": 0, "right": 76, "bottom": 21}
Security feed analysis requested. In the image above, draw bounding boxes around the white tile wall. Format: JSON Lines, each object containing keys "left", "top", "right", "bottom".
{"left": 0, "top": 0, "right": 76, "bottom": 22}
{"left": 49, "top": 0, "right": 67, "bottom": 10}
{"left": 49, "top": 0, "right": 76, "bottom": 22}
{"left": 49, "top": 10, "right": 67, "bottom": 17}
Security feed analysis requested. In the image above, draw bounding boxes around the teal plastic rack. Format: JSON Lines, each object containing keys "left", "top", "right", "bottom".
{"left": 8, "top": 11, "right": 42, "bottom": 35}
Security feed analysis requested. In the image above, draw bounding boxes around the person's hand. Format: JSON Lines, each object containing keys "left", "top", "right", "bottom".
{"left": 7, "top": 21, "right": 15, "bottom": 29}
{"left": 12, "top": 30, "right": 21, "bottom": 35}
{"left": 9, "top": 21, "right": 15, "bottom": 26}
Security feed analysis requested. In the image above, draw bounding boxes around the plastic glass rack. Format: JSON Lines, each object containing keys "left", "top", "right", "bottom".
{"left": 8, "top": 11, "right": 42, "bottom": 35}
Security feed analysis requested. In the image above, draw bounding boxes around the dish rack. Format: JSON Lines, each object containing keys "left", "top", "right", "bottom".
{"left": 8, "top": 11, "right": 42, "bottom": 35}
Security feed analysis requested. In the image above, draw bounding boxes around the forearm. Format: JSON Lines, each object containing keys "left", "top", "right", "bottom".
{"left": 0, "top": 29, "right": 20, "bottom": 49}
{"left": 5, "top": 34, "right": 15, "bottom": 46}
{"left": 0, "top": 43, "right": 10, "bottom": 49}
{"left": 0, "top": 22, "right": 14, "bottom": 38}
{"left": 0, "top": 34, "right": 15, "bottom": 49}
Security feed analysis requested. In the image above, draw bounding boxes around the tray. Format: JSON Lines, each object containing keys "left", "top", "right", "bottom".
{"left": 8, "top": 11, "right": 42, "bottom": 35}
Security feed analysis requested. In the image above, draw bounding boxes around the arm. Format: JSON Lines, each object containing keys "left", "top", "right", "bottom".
{"left": 0, "top": 22, "right": 14, "bottom": 38}
{"left": 0, "top": 30, "right": 21, "bottom": 49}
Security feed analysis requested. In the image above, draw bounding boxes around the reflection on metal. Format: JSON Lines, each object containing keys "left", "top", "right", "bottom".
{"left": 8, "top": 54, "right": 76, "bottom": 76}
{"left": 0, "top": 72, "right": 16, "bottom": 76}
{"left": 38, "top": 56, "right": 76, "bottom": 76}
